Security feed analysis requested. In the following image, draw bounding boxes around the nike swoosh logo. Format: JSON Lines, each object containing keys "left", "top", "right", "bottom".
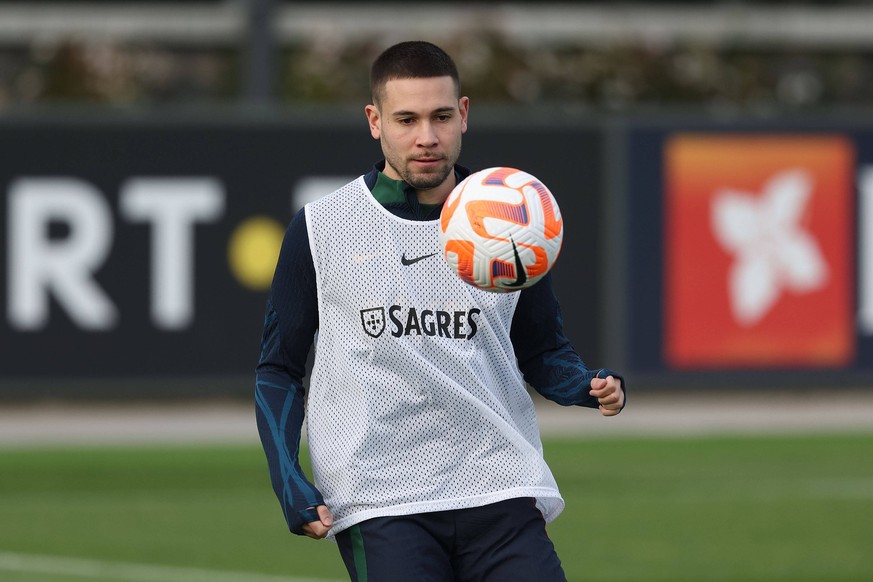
{"left": 401, "top": 252, "right": 438, "bottom": 266}
{"left": 505, "top": 237, "right": 528, "bottom": 287}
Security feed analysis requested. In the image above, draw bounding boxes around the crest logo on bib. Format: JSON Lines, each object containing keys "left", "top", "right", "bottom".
{"left": 360, "top": 307, "right": 386, "bottom": 338}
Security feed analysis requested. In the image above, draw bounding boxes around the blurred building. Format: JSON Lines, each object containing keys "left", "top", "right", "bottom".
{"left": 0, "top": 0, "right": 872, "bottom": 112}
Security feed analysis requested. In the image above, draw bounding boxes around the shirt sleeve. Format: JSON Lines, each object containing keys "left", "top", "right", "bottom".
{"left": 510, "top": 273, "right": 625, "bottom": 409}
{"left": 254, "top": 207, "right": 325, "bottom": 535}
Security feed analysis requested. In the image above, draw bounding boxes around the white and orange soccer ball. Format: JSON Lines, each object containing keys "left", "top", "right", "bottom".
{"left": 439, "top": 167, "right": 564, "bottom": 292}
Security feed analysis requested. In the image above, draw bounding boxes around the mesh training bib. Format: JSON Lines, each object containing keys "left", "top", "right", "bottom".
{"left": 305, "top": 177, "right": 563, "bottom": 537}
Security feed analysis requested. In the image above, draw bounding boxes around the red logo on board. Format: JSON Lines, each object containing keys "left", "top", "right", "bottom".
{"left": 664, "top": 135, "right": 854, "bottom": 368}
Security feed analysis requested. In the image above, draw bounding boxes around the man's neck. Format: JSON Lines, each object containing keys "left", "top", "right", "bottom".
{"left": 415, "top": 178, "right": 455, "bottom": 206}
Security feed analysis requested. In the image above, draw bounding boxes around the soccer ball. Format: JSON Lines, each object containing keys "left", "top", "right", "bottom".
{"left": 439, "top": 167, "right": 564, "bottom": 292}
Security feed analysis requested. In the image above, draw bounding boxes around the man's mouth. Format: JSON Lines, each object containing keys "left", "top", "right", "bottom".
{"left": 412, "top": 156, "right": 443, "bottom": 167}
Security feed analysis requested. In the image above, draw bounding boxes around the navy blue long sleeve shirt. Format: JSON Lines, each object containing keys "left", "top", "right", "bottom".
{"left": 256, "top": 162, "right": 623, "bottom": 535}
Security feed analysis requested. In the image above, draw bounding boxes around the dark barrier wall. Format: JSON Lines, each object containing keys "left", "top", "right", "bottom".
{"left": 625, "top": 119, "right": 873, "bottom": 381}
{"left": 0, "top": 116, "right": 605, "bottom": 393}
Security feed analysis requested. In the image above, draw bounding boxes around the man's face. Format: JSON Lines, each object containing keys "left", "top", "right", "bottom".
{"left": 365, "top": 77, "right": 469, "bottom": 195}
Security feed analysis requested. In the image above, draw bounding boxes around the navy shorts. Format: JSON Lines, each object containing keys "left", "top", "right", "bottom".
{"left": 334, "top": 497, "right": 567, "bottom": 582}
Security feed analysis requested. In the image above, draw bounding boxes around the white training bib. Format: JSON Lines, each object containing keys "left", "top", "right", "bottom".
{"left": 304, "top": 177, "right": 564, "bottom": 537}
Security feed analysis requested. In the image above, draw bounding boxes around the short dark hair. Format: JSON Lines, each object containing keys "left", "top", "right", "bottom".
{"left": 370, "top": 41, "right": 460, "bottom": 106}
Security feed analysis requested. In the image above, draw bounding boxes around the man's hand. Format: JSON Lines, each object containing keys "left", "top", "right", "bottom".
{"left": 589, "top": 375, "right": 624, "bottom": 417}
{"left": 302, "top": 505, "right": 334, "bottom": 539}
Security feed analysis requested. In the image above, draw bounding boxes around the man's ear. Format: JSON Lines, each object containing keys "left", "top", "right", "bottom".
{"left": 365, "top": 104, "right": 381, "bottom": 140}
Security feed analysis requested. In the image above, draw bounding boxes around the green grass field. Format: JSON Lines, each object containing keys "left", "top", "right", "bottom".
{"left": 1, "top": 433, "right": 871, "bottom": 582}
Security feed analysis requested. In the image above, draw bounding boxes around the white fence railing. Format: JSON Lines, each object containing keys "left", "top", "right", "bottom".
{"left": 1, "top": 2, "right": 873, "bottom": 47}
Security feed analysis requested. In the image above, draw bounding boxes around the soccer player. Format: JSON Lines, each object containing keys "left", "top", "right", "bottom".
{"left": 256, "top": 40, "right": 625, "bottom": 581}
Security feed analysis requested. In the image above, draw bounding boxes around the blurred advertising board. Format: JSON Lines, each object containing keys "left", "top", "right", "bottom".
{"left": 0, "top": 117, "right": 604, "bottom": 391}
{"left": 627, "top": 123, "right": 873, "bottom": 375}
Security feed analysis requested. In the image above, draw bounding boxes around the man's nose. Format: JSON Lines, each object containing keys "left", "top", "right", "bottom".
{"left": 415, "top": 122, "right": 438, "bottom": 147}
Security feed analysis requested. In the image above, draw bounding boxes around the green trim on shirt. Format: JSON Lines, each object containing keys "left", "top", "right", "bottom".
{"left": 371, "top": 172, "right": 408, "bottom": 205}
{"left": 371, "top": 171, "right": 441, "bottom": 216}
